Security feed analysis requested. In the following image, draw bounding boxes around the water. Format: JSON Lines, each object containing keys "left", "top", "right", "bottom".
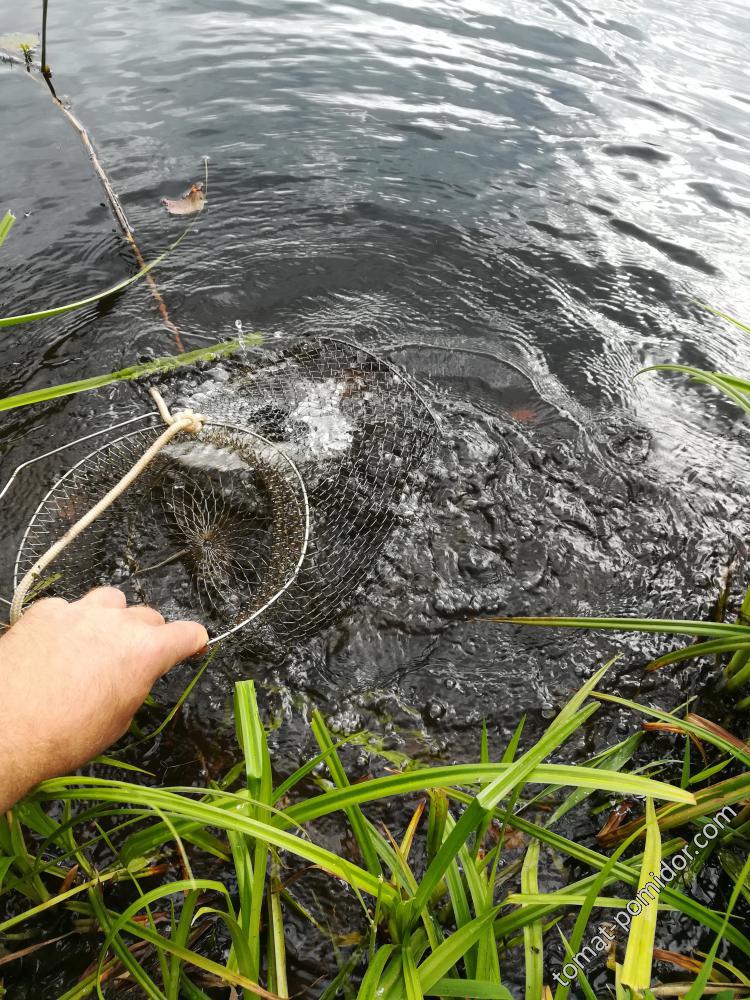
{"left": 2, "top": 0, "right": 750, "bottom": 993}
{"left": 183, "top": 370, "right": 356, "bottom": 461}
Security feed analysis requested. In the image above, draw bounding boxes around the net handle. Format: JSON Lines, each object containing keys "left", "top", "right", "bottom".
{"left": 9, "top": 391, "right": 204, "bottom": 624}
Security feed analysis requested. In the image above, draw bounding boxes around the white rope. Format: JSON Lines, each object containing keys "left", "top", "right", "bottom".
{"left": 9, "top": 390, "right": 205, "bottom": 624}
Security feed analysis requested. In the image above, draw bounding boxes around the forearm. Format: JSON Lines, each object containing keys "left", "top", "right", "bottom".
{"left": 0, "top": 769, "right": 30, "bottom": 814}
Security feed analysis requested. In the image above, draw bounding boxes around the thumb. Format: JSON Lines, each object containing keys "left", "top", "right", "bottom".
{"left": 147, "top": 620, "right": 210, "bottom": 677}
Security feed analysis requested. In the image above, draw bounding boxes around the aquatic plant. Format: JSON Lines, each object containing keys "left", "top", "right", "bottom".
{"left": 2, "top": 660, "right": 750, "bottom": 997}
{"left": 0, "top": 201, "right": 256, "bottom": 413}
{"left": 0, "top": 223, "right": 190, "bottom": 331}
{"left": 0, "top": 337, "right": 257, "bottom": 415}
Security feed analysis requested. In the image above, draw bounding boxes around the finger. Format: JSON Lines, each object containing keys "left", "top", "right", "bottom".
{"left": 23, "top": 596, "right": 69, "bottom": 618}
{"left": 126, "top": 605, "right": 166, "bottom": 626}
{"left": 76, "top": 587, "right": 127, "bottom": 609}
{"left": 144, "top": 620, "right": 210, "bottom": 677}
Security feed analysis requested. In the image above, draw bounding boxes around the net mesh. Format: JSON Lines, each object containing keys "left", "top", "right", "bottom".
{"left": 15, "top": 337, "right": 439, "bottom": 649}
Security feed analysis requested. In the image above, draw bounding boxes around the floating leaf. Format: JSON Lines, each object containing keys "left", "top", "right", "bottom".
{"left": 161, "top": 182, "right": 206, "bottom": 215}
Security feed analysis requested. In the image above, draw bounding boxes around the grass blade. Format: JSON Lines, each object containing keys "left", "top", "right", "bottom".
{"left": 621, "top": 799, "right": 661, "bottom": 996}
{"left": 0, "top": 227, "right": 189, "bottom": 329}
{"left": 417, "top": 910, "right": 500, "bottom": 992}
{"left": 0, "top": 210, "right": 15, "bottom": 248}
{"left": 426, "top": 982, "right": 512, "bottom": 998}
{"left": 284, "top": 761, "right": 694, "bottom": 828}
{"left": 487, "top": 616, "right": 750, "bottom": 641}
{"left": 403, "top": 946, "right": 424, "bottom": 1000}
{"left": 683, "top": 852, "right": 750, "bottom": 999}
{"left": 357, "top": 945, "right": 396, "bottom": 999}
{"left": 646, "top": 640, "right": 750, "bottom": 672}
{"left": 0, "top": 336, "right": 259, "bottom": 413}
{"left": 522, "top": 840, "right": 543, "bottom": 1000}
{"left": 34, "top": 778, "right": 397, "bottom": 904}
{"left": 640, "top": 365, "right": 750, "bottom": 415}
{"left": 311, "top": 710, "right": 382, "bottom": 877}
{"left": 234, "top": 681, "right": 274, "bottom": 984}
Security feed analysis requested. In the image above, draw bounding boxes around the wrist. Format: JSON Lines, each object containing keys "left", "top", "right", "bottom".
{"left": 0, "top": 635, "right": 45, "bottom": 811}
{"left": 0, "top": 738, "right": 34, "bottom": 812}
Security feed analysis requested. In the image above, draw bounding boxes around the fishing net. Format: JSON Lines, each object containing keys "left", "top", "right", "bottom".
{"left": 13, "top": 338, "right": 439, "bottom": 650}
{"left": 15, "top": 423, "right": 309, "bottom": 641}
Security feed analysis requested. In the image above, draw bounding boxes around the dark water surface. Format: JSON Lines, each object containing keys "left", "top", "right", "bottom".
{"left": 3, "top": 0, "right": 750, "bottom": 994}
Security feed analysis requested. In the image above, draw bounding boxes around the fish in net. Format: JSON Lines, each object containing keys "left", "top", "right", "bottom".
{"left": 174, "top": 337, "right": 440, "bottom": 649}
{"left": 11, "top": 337, "right": 439, "bottom": 650}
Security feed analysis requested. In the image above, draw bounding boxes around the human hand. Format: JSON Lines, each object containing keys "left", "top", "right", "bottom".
{"left": 0, "top": 588, "right": 208, "bottom": 811}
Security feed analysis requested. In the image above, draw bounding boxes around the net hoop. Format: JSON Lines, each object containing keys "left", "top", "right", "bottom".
{"left": 13, "top": 418, "right": 311, "bottom": 645}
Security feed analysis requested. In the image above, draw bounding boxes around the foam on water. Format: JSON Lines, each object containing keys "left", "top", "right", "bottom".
{"left": 180, "top": 371, "right": 354, "bottom": 467}
{"left": 285, "top": 378, "right": 353, "bottom": 459}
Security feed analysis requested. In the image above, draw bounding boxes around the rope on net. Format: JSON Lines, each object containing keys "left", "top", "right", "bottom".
{"left": 9, "top": 389, "right": 204, "bottom": 624}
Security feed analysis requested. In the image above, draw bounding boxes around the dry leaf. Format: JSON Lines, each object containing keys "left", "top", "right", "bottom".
{"left": 0, "top": 932, "right": 73, "bottom": 967}
{"left": 596, "top": 800, "right": 636, "bottom": 841}
{"left": 652, "top": 949, "right": 704, "bottom": 975}
{"left": 59, "top": 863, "right": 79, "bottom": 895}
{"left": 161, "top": 181, "right": 206, "bottom": 215}
{"left": 686, "top": 713, "right": 750, "bottom": 755}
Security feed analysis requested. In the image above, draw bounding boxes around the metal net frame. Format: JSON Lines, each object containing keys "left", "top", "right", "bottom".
{"left": 11, "top": 337, "right": 439, "bottom": 650}
{"left": 14, "top": 422, "right": 310, "bottom": 643}
{"left": 193, "top": 337, "right": 440, "bottom": 650}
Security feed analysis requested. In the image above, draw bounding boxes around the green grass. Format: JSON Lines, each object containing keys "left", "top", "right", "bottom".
{"left": 0, "top": 205, "right": 262, "bottom": 413}
{"left": 2, "top": 664, "right": 750, "bottom": 997}
{"left": 0, "top": 211, "right": 15, "bottom": 249}
{"left": 0, "top": 225, "right": 191, "bottom": 330}
{"left": 0, "top": 336, "right": 259, "bottom": 414}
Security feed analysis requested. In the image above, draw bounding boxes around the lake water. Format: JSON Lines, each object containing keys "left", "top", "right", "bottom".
{"left": 2, "top": 0, "right": 750, "bottom": 992}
